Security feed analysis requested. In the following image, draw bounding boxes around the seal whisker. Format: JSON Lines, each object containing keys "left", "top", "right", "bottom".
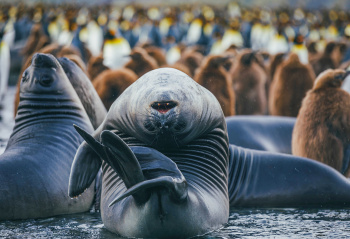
{"left": 172, "top": 133, "right": 180, "bottom": 148}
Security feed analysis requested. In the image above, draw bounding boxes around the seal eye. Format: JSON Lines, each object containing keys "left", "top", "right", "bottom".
{"left": 22, "top": 72, "right": 29, "bottom": 83}
{"left": 151, "top": 101, "right": 177, "bottom": 114}
{"left": 40, "top": 75, "right": 54, "bottom": 87}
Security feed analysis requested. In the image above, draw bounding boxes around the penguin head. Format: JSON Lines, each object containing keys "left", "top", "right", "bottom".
{"left": 313, "top": 69, "right": 349, "bottom": 90}
{"left": 239, "top": 50, "right": 257, "bottom": 66}
{"left": 204, "top": 55, "right": 232, "bottom": 68}
{"left": 287, "top": 53, "right": 301, "bottom": 63}
{"left": 293, "top": 34, "right": 304, "bottom": 45}
{"left": 129, "top": 47, "right": 148, "bottom": 60}
{"left": 324, "top": 41, "right": 337, "bottom": 55}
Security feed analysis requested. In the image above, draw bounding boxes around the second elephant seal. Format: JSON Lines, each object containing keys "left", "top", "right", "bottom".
{"left": 69, "top": 68, "right": 230, "bottom": 238}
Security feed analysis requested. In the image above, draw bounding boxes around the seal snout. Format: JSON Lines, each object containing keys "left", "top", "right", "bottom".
{"left": 151, "top": 101, "right": 177, "bottom": 114}
{"left": 32, "top": 53, "right": 57, "bottom": 68}
{"left": 155, "top": 116, "right": 170, "bottom": 130}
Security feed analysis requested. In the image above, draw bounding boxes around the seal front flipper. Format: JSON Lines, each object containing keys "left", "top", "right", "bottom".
{"left": 108, "top": 146, "right": 188, "bottom": 207}
{"left": 74, "top": 125, "right": 106, "bottom": 158}
{"left": 101, "top": 130, "right": 150, "bottom": 204}
{"left": 100, "top": 131, "right": 187, "bottom": 206}
{"left": 68, "top": 125, "right": 104, "bottom": 198}
{"left": 100, "top": 131, "right": 145, "bottom": 188}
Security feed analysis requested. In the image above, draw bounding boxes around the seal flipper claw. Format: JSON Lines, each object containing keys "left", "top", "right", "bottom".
{"left": 68, "top": 125, "right": 102, "bottom": 198}
{"left": 109, "top": 176, "right": 187, "bottom": 207}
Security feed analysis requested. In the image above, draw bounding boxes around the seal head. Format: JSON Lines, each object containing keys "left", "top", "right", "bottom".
{"left": 20, "top": 53, "right": 78, "bottom": 100}
{"left": 69, "top": 68, "right": 229, "bottom": 238}
{"left": 106, "top": 68, "right": 225, "bottom": 149}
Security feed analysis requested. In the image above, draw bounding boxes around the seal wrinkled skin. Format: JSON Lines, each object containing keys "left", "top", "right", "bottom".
{"left": 70, "top": 68, "right": 350, "bottom": 238}
{"left": 0, "top": 53, "right": 94, "bottom": 220}
{"left": 69, "top": 68, "right": 230, "bottom": 238}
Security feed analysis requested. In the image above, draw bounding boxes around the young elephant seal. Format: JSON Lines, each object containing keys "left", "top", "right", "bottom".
{"left": 0, "top": 53, "right": 94, "bottom": 220}
{"left": 69, "top": 68, "right": 230, "bottom": 238}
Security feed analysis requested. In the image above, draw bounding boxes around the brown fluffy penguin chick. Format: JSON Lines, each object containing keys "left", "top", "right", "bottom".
{"left": 307, "top": 41, "right": 319, "bottom": 62}
{"left": 222, "top": 51, "right": 237, "bottom": 72}
{"left": 40, "top": 43, "right": 82, "bottom": 58}
{"left": 177, "top": 50, "right": 203, "bottom": 77}
{"left": 124, "top": 47, "right": 158, "bottom": 78}
{"left": 231, "top": 50, "right": 268, "bottom": 115}
{"left": 310, "top": 42, "right": 344, "bottom": 77}
{"left": 269, "top": 53, "right": 315, "bottom": 117}
{"left": 93, "top": 68, "right": 138, "bottom": 110}
{"left": 88, "top": 55, "right": 110, "bottom": 82}
{"left": 292, "top": 69, "right": 350, "bottom": 177}
{"left": 21, "top": 23, "right": 50, "bottom": 62}
{"left": 268, "top": 53, "right": 286, "bottom": 84}
{"left": 64, "top": 54, "right": 88, "bottom": 76}
{"left": 194, "top": 55, "right": 235, "bottom": 116}
{"left": 144, "top": 46, "right": 167, "bottom": 66}
{"left": 266, "top": 53, "right": 286, "bottom": 99}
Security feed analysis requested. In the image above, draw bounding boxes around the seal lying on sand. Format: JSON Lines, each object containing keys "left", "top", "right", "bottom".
{"left": 228, "top": 145, "right": 350, "bottom": 207}
{"left": 70, "top": 68, "right": 350, "bottom": 238}
{"left": 70, "top": 68, "right": 230, "bottom": 238}
{"left": 226, "top": 115, "right": 295, "bottom": 154}
{"left": 0, "top": 53, "right": 94, "bottom": 220}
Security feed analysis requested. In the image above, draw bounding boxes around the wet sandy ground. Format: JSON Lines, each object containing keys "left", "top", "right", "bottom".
{"left": 1, "top": 208, "right": 350, "bottom": 238}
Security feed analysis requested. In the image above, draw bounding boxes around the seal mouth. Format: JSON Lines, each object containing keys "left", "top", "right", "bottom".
{"left": 151, "top": 101, "right": 177, "bottom": 114}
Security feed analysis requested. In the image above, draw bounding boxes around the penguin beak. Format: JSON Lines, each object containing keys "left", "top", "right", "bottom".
{"left": 334, "top": 70, "right": 350, "bottom": 81}
{"left": 344, "top": 71, "right": 350, "bottom": 80}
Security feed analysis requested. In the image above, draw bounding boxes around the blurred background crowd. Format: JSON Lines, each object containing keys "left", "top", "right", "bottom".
{"left": 1, "top": 0, "right": 350, "bottom": 116}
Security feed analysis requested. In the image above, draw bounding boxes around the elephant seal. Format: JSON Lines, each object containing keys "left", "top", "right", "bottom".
{"left": 226, "top": 115, "right": 295, "bottom": 154}
{"left": 228, "top": 145, "right": 350, "bottom": 207}
{"left": 58, "top": 57, "right": 107, "bottom": 129}
{"left": 70, "top": 68, "right": 350, "bottom": 237}
{"left": 0, "top": 53, "right": 95, "bottom": 220}
{"left": 69, "top": 68, "right": 229, "bottom": 238}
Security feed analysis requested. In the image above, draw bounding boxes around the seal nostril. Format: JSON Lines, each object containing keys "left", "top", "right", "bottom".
{"left": 156, "top": 122, "right": 162, "bottom": 128}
